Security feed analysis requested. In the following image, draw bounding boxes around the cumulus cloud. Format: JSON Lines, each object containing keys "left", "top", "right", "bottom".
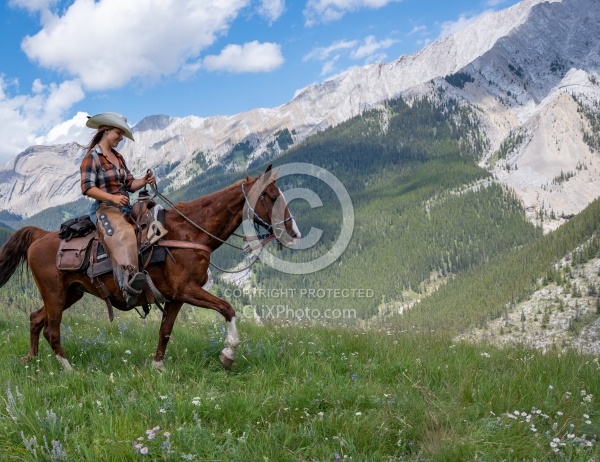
{"left": 0, "top": 76, "right": 84, "bottom": 162}
{"left": 304, "top": 0, "right": 402, "bottom": 26}
{"left": 20, "top": 0, "right": 251, "bottom": 91}
{"left": 258, "top": 0, "right": 285, "bottom": 24}
{"left": 203, "top": 41, "right": 284, "bottom": 73}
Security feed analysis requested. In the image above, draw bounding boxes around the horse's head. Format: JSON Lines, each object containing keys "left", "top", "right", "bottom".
{"left": 243, "top": 165, "right": 301, "bottom": 248}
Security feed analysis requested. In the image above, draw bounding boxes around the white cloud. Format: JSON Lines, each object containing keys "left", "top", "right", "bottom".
{"left": 407, "top": 25, "right": 427, "bottom": 36}
{"left": 438, "top": 12, "right": 487, "bottom": 39}
{"left": 0, "top": 76, "right": 84, "bottom": 162}
{"left": 36, "top": 111, "right": 91, "bottom": 146}
{"left": 304, "top": 0, "right": 402, "bottom": 26}
{"left": 350, "top": 35, "right": 398, "bottom": 60}
{"left": 485, "top": 0, "right": 508, "bottom": 6}
{"left": 20, "top": 0, "right": 251, "bottom": 91}
{"left": 258, "top": 0, "right": 285, "bottom": 24}
{"left": 305, "top": 35, "right": 396, "bottom": 75}
{"left": 203, "top": 41, "right": 284, "bottom": 73}
{"left": 303, "top": 40, "right": 358, "bottom": 62}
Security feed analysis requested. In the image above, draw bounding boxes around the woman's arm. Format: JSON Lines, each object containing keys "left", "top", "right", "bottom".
{"left": 129, "top": 170, "right": 157, "bottom": 192}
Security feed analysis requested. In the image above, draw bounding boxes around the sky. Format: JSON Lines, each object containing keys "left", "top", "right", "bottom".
{"left": 0, "top": 0, "right": 522, "bottom": 163}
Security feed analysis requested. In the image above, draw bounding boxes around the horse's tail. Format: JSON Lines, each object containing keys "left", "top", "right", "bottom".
{"left": 0, "top": 226, "right": 49, "bottom": 288}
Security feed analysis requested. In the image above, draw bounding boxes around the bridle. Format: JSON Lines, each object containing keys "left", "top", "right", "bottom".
{"left": 241, "top": 181, "right": 294, "bottom": 248}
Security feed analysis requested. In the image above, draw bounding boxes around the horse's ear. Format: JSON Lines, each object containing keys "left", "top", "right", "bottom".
{"left": 261, "top": 164, "right": 278, "bottom": 185}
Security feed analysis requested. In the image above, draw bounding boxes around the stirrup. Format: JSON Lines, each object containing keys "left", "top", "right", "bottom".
{"left": 125, "top": 272, "right": 146, "bottom": 295}
{"left": 123, "top": 272, "right": 146, "bottom": 307}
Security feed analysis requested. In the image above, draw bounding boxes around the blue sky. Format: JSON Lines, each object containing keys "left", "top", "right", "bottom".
{"left": 0, "top": 0, "right": 521, "bottom": 162}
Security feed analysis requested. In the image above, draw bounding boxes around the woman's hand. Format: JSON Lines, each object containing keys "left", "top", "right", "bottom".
{"left": 112, "top": 194, "right": 130, "bottom": 207}
{"left": 144, "top": 170, "right": 156, "bottom": 188}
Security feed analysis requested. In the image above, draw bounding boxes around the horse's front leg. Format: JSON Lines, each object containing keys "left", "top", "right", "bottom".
{"left": 152, "top": 301, "right": 184, "bottom": 371}
{"left": 176, "top": 285, "right": 240, "bottom": 370}
{"left": 220, "top": 316, "right": 240, "bottom": 370}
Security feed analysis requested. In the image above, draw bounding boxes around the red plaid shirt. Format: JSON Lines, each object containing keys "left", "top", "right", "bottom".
{"left": 80, "top": 146, "right": 134, "bottom": 197}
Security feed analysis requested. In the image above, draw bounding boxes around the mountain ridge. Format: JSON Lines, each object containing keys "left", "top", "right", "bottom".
{"left": 0, "top": 0, "right": 598, "bottom": 227}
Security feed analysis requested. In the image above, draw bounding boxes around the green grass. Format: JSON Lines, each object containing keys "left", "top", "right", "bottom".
{"left": 0, "top": 303, "right": 599, "bottom": 461}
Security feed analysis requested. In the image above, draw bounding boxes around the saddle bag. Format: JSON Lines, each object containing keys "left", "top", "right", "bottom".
{"left": 56, "top": 233, "right": 96, "bottom": 272}
{"left": 58, "top": 215, "right": 96, "bottom": 241}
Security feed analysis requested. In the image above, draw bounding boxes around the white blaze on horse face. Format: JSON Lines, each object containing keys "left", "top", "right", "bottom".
{"left": 273, "top": 187, "right": 301, "bottom": 246}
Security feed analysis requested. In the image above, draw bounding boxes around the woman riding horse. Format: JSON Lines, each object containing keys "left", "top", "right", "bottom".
{"left": 0, "top": 163, "right": 300, "bottom": 371}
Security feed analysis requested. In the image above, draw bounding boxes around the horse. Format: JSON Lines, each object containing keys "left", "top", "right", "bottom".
{"left": 0, "top": 165, "right": 300, "bottom": 371}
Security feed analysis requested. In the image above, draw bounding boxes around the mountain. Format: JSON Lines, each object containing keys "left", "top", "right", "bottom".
{"left": 0, "top": 0, "right": 598, "bottom": 226}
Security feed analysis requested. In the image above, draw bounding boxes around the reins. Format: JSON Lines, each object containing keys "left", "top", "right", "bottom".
{"left": 147, "top": 180, "right": 283, "bottom": 273}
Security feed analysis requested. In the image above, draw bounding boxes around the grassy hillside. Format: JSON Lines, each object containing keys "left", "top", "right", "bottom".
{"left": 0, "top": 308, "right": 599, "bottom": 461}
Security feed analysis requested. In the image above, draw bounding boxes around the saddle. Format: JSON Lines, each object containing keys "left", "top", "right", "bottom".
{"left": 56, "top": 199, "right": 169, "bottom": 320}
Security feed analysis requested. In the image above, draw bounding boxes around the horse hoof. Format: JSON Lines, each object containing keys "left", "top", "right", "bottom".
{"left": 152, "top": 360, "right": 166, "bottom": 372}
{"left": 22, "top": 354, "right": 33, "bottom": 363}
{"left": 219, "top": 353, "right": 234, "bottom": 370}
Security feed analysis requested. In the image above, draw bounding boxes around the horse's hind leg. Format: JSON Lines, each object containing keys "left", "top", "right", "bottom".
{"left": 40, "top": 289, "right": 83, "bottom": 372}
{"left": 23, "top": 307, "right": 46, "bottom": 362}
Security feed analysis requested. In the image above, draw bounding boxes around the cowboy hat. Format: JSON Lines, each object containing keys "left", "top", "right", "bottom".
{"left": 86, "top": 112, "right": 134, "bottom": 141}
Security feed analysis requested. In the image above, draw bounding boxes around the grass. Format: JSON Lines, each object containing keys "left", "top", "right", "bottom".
{"left": 0, "top": 300, "right": 599, "bottom": 461}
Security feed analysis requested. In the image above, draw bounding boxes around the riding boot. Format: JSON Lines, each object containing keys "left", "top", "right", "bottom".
{"left": 96, "top": 203, "right": 145, "bottom": 307}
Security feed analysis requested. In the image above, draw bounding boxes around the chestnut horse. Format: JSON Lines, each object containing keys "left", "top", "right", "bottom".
{"left": 0, "top": 165, "right": 300, "bottom": 371}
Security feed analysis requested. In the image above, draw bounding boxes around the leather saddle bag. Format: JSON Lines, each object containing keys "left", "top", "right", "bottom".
{"left": 56, "top": 232, "right": 96, "bottom": 271}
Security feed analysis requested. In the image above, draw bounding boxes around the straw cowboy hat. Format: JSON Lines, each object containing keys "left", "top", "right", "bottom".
{"left": 86, "top": 112, "right": 134, "bottom": 141}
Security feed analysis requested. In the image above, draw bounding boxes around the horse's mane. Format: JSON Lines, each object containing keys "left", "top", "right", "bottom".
{"left": 174, "top": 175, "right": 257, "bottom": 213}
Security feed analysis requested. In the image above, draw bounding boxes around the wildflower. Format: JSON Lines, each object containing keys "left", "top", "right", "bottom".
{"left": 355, "top": 412, "right": 362, "bottom": 416}
{"left": 125, "top": 350, "right": 131, "bottom": 355}
{"left": 159, "top": 408, "right": 166, "bottom": 414}
{"left": 164, "top": 432, "right": 171, "bottom": 438}
{"left": 334, "top": 454, "right": 341, "bottom": 460}
{"left": 581, "top": 390, "right": 587, "bottom": 396}
{"left": 192, "top": 397, "right": 201, "bottom": 406}
{"left": 140, "top": 447, "right": 148, "bottom": 455}
{"left": 548, "top": 385, "right": 554, "bottom": 390}
{"left": 351, "top": 373, "right": 358, "bottom": 382}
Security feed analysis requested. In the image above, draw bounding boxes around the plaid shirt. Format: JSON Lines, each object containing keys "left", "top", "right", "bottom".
{"left": 80, "top": 146, "right": 134, "bottom": 198}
